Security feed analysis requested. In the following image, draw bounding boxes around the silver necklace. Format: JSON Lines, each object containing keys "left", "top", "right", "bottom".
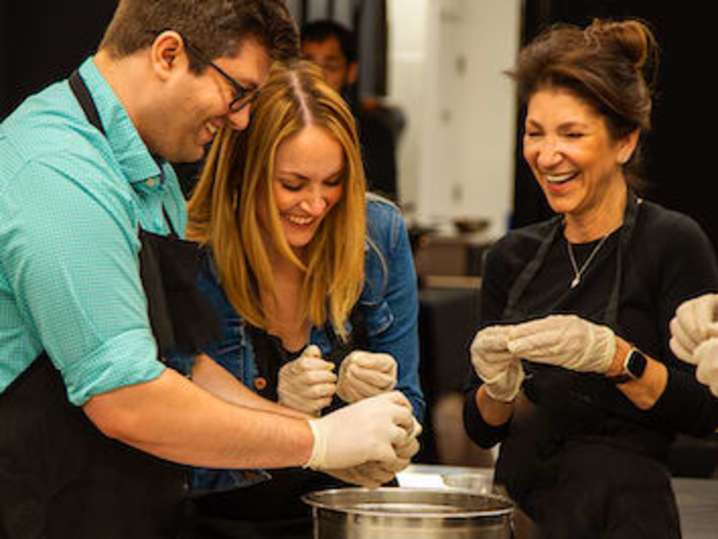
{"left": 566, "top": 234, "right": 609, "bottom": 289}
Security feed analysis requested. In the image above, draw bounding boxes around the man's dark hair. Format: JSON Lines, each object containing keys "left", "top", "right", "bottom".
{"left": 100, "top": 0, "right": 299, "bottom": 72}
{"left": 300, "top": 19, "right": 357, "bottom": 64}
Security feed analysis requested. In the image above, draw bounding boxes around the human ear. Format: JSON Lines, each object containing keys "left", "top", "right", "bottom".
{"left": 150, "top": 31, "right": 186, "bottom": 81}
{"left": 617, "top": 129, "right": 640, "bottom": 164}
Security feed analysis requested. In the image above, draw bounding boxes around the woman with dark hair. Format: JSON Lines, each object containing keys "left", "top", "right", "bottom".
{"left": 463, "top": 19, "right": 718, "bottom": 537}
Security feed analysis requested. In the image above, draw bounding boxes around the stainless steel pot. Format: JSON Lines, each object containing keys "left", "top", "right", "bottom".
{"left": 302, "top": 487, "right": 513, "bottom": 538}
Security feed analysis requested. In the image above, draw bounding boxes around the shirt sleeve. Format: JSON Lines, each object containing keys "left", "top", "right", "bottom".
{"left": 4, "top": 159, "right": 164, "bottom": 405}
{"left": 364, "top": 203, "right": 425, "bottom": 421}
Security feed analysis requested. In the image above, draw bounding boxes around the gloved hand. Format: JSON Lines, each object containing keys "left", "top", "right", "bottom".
{"left": 325, "top": 462, "right": 397, "bottom": 488}
{"left": 471, "top": 325, "right": 524, "bottom": 402}
{"left": 394, "top": 416, "right": 422, "bottom": 461}
{"left": 305, "top": 391, "right": 414, "bottom": 471}
{"left": 336, "top": 350, "right": 397, "bottom": 403}
{"left": 326, "top": 416, "right": 422, "bottom": 487}
{"left": 692, "top": 338, "right": 718, "bottom": 397}
{"left": 278, "top": 345, "right": 336, "bottom": 416}
{"left": 669, "top": 294, "right": 718, "bottom": 364}
{"left": 507, "top": 314, "right": 616, "bottom": 374}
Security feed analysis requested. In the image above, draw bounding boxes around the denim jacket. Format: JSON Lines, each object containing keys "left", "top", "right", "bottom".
{"left": 182, "top": 196, "right": 424, "bottom": 493}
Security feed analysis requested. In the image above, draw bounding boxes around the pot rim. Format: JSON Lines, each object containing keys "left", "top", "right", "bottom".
{"left": 301, "top": 487, "right": 514, "bottom": 519}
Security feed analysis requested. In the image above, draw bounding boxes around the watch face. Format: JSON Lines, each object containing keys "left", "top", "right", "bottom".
{"left": 610, "top": 348, "right": 648, "bottom": 384}
{"left": 626, "top": 349, "right": 648, "bottom": 379}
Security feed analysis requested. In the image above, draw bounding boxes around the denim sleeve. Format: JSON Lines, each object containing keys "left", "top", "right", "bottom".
{"left": 363, "top": 201, "right": 425, "bottom": 421}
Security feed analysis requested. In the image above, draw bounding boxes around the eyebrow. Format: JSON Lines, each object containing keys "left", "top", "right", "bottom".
{"left": 277, "top": 169, "right": 343, "bottom": 182}
{"left": 525, "top": 119, "right": 591, "bottom": 130}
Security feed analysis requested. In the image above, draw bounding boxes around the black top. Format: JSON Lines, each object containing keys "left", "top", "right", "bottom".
{"left": 464, "top": 199, "right": 718, "bottom": 453}
{"left": 358, "top": 108, "right": 398, "bottom": 201}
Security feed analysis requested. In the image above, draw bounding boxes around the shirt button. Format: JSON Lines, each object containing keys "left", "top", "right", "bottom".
{"left": 254, "top": 377, "right": 267, "bottom": 391}
{"left": 146, "top": 177, "right": 157, "bottom": 187}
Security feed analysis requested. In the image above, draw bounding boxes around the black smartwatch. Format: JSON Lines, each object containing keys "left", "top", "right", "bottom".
{"left": 609, "top": 347, "right": 648, "bottom": 384}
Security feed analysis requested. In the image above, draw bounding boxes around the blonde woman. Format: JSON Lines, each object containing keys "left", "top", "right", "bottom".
{"left": 181, "top": 60, "right": 423, "bottom": 538}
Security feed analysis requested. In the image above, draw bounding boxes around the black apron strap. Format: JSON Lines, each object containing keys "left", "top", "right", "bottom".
{"left": 503, "top": 192, "right": 641, "bottom": 326}
{"left": 503, "top": 215, "right": 563, "bottom": 320}
{"left": 604, "top": 192, "right": 642, "bottom": 327}
{"left": 69, "top": 70, "right": 105, "bottom": 135}
{"left": 71, "top": 70, "right": 180, "bottom": 243}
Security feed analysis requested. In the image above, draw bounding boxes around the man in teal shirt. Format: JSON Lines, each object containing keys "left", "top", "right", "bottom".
{"left": 0, "top": 1, "right": 417, "bottom": 536}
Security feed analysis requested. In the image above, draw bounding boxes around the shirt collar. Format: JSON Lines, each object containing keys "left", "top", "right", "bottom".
{"left": 78, "top": 57, "right": 163, "bottom": 184}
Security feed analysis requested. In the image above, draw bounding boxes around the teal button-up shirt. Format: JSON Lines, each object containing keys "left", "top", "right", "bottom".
{"left": 0, "top": 58, "right": 187, "bottom": 405}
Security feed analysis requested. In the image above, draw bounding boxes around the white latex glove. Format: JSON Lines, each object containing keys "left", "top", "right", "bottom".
{"left": 669, "top": 294, "right": 718, "bottom": 364}
{"left": 692, "top": 338, "right": 718, "bottom": 397}
{"left": 327, "top": 415, "right": 422, "bottom": 487}
{"left": 395, "top": 416, "right": 422, "bottom": 461}
{"left": 278, "top": 345, "right": 336, "bottom": 416}
{"left": 507, "top": 314, "right": 616, "bottom": 374}
{"left": 471, "top": 325, "right": 525, "bottom": 402}
{"left": 336, "top": 350, "right": 397, "bottom": 403}
{"left": 305, "top": 390, "right": 413, "bottom": 471}
{"left": 325, "top": 462, "right": 396, "bottom": 488}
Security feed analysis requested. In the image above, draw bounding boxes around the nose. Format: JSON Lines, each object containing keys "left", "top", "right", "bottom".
{"left": 535, "top": 138, "right": 563, "bottom": 169}
{"left": 227, "top": 104, "right": 251, "bottom": 131}
{"left": 299, "top": 187, "right": 329, "bottom": 216}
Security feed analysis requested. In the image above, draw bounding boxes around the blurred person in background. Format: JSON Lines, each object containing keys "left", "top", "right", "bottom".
{"left": 301, "top": 19, "right": 400, "bottom": 202}
{"left": 463, "top": 18, "right": 718, "bottom": 538}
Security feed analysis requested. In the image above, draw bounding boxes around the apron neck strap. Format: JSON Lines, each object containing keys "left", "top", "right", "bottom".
{"left": 503, "top": 215, "right": 563, "bottom": 319}
{"left": 503, "top": 190, "right": 642, "bottom": 325}
{"left": 604, "top": 191, "right": 641, "bottom": 326}
{"left": 70, "top": 70, "right": 178, "bottom": 238}
{"left": 69, "top": 70, "right": 105, "bottom": 135}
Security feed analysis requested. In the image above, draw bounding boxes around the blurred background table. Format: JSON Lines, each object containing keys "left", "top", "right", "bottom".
{"left": 398, "top": 465, "right": 718, "bottom": 538}
{"left": 673, "top": 477, "right": 718, "bottom": 538}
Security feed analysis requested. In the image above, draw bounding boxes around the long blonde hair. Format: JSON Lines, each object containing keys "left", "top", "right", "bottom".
{"left": 188, "top": 60, "right": 366, "bottom": 338}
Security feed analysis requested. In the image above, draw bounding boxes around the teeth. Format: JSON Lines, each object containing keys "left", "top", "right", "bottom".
{"left": 546, "top": 173, "right": 576, "bottom": 183}
{"left": 286, "top": 215, "right": 313, "bottom": 226}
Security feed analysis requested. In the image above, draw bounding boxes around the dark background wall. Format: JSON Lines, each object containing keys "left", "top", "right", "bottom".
{"left": 513, "top": 1, "right": 718, "bottom": 254}
{"left": 0, "top": 3, "right": 7, "bottom": 112}
{"left": 1, "top": 2, "right": 116, "bottom": 118}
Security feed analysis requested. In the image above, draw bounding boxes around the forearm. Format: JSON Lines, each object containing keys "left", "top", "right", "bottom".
{"left": 83, "top": 368, "right": 313, "bottom": 469}
{"left": 475, "top": 385, "right": 514, "bottom": 426}
{"left": 608, "top": 336, "right": 718, "bottom": 434}
{"left": 191, "top": 353, "right": 308, "bottom": 419}
{"left": 463, "top": 384, "right": 512, "bottom": 449}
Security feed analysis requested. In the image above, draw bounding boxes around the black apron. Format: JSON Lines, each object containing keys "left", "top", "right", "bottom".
{"left": 0, "top": 71, "right": 220, "bottom": 539}
{"left": 183, "top": 310, "right": 376, "bottom": 539}
{"left": 495, "top": 195, "right": 681, "bottom": 538}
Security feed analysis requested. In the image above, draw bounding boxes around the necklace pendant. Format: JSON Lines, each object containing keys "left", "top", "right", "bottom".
{"left": 571, "top": 275, "right": 580, "bottom": 289}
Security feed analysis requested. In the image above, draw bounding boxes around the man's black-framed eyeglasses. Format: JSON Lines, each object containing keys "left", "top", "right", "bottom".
{"left": 179, "top": 33, "right": 257, "bottom": 113}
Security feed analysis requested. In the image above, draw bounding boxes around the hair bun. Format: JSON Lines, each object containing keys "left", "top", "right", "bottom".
{"left": 585, "top": 19, "right": 658, "bottom": 74}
